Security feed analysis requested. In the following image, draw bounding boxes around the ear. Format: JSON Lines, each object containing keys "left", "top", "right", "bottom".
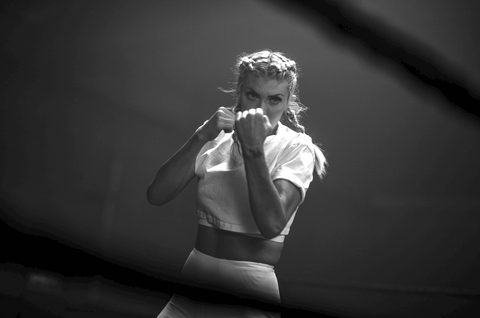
{"left": 283, "top": 107, "right": 292, "bottom": 119}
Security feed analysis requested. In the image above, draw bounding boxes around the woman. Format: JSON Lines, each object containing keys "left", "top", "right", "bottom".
{"left": 147, "top": 50, "right": 327, "bottom": 317}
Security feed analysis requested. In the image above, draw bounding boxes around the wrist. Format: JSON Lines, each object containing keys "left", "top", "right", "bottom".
{"left": 241, "top": 145, "right": 265, "bottom": 160}
{"left": 191, "top": 128, "right": 210, "bottom": 147}
{"left": 193, "top": 125, "right": 210, "bottom": 143}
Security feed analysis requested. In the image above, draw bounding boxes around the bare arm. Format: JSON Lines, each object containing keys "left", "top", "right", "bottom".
{"left": 147, "top": 107, "right": 235, "bottom": 206}
{"left": 243, "top": 150, "right": 302, "bottom": 239}
{"left": 236, "top": 109, "right": 302, "bottom": 239}
{"left": 146, "top": 132, "right": 205, "bottom": 206}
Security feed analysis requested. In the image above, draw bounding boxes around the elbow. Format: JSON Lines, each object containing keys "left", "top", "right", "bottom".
{"left": 146, "top": 187, "right": 169, "bottom": 206}
{"left": 259, "top": 223, "right": 284, "bottom": 240}
{"left": 261, "top": 229, "right": 283, "bottom": 240}
{"left": 146, "top": 192, "right": 161, "bottom": 206}
{"left": 147, "top": 196, "right": 162, "bottom": 206}
{"left": 255, "top": 210, "right": 287, "bottom": 240}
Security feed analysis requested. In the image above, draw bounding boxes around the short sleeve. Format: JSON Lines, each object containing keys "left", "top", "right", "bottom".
{"left": 195, "top": 129, "right": 231, "bottom": 176}
{"left": 272, "top": 142, "right": 316, "bottom": 203}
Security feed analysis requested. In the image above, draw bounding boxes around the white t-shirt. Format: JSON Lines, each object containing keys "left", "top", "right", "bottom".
{"left": 195, "top": 122, "right": 322, "bottom": 241}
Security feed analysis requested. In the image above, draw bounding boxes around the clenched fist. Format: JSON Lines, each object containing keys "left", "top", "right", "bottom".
{"left": 235, "top": 108, "right": 272, "bottom": 150}
{"left": 196, "top": 107, "right": 236, "bottom": 142}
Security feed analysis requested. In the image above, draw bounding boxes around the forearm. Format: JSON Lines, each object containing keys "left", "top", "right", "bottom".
{"left": 243, "top": 148, "right": 286, "bottom": 239}
{"left": 147, "top": 131, "right": 207, "bottom": 206}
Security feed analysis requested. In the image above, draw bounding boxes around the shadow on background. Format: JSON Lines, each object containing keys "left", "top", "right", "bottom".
{"left": 2, "top": 0, "right": 480, "bottom": 317}
{"left": 266, "top": 0, "right": 480, "bottom": 126}
{"left": 1, "top": 198, "right": 335, "bottom": 317}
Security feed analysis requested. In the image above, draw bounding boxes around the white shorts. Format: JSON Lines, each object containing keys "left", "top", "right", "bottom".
{"left": 157, "top": 248, "right": 281, "bottom": 318}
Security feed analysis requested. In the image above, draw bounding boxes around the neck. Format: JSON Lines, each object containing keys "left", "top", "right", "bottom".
{"left": 270, "top": 123, "right": 279, "bottom": 136}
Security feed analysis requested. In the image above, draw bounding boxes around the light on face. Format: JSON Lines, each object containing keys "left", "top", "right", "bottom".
{"left": 239, "top": 75, "right": 290, "bottom": 128}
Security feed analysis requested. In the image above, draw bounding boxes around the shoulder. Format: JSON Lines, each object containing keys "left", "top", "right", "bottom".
{"left": 199, "top": 131, "right": 232, "bottom": 152}
{"left": 278, "top": 123, "right": 328, "bottom": 178}
{"left": 195, "top": 131, "right": 234, "bottom": 170}
{"left": 277, "top": 123, "right": 314, "bottom": 148}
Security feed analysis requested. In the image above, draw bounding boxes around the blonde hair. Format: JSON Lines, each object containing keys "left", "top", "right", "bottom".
{"left": 222, "top": 50, "right": 327, "bottom": 178}
{"left": 222, "top": 49, "right": 307, "bottom": 133}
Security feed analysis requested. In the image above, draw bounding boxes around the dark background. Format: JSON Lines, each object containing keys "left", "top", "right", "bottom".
{"left": 1, "top": 0, "right": 480, "bottom": 317}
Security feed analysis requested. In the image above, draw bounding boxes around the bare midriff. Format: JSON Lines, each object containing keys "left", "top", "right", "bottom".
{"left": 194, "top": 224, "right": 284, "bottom": 266}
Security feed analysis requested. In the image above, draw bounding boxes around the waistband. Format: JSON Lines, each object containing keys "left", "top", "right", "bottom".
{"left": 198, "top": 218, "right": 285, "bottom": 243}
{"left": 181, "top": 248, "right": 281, "bottom": 308}
{"left": 190, "top": 248, "right": 275, "bottom": 270}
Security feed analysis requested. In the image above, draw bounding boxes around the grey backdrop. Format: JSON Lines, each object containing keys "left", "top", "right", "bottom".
{"left": 2, "top": 0, "right": 480, "bottom": 316}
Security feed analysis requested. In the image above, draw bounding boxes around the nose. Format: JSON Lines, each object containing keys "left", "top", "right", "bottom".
{"left": 259, "top": 99, "right": 268, "bottom": 111}
{"left": 243, "top": 99, "right": 265, "bottom": 111}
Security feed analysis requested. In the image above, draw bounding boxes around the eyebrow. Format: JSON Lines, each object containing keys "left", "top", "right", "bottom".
{"left": 245, "top": 87, "right": 284, "bottom": 97}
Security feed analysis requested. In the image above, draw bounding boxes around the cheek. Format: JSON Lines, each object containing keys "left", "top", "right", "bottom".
{"left": 238, "top": 96, "right": 246, "bottom": 110}
{"left": 265, "top": 104, "right": 286, "bottom": 123}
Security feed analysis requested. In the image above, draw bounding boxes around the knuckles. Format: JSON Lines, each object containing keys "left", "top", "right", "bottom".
{"left": 236, "top": 111, "right": 263, "bottom": 122}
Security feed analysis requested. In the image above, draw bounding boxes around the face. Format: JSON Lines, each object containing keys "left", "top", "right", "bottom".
{"left": 239, "top": 74, "right": 290, "bottom": 131}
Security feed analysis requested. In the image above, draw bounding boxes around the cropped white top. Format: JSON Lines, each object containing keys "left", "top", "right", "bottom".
{"left": 195, "top": 122, "right": 321, "bottom": 242}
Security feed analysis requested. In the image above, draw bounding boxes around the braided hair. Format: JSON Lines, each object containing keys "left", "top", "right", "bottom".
{"left": 223, "top": 49, "right": 307, "bottom": 133}
{"left": 222, "top": 50, "right": 327, "bottom": 178}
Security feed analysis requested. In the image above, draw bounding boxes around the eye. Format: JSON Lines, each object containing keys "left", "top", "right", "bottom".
{"left": 269, "top": 96, "right": 282, "bottom": 105}
{"left": 245, "top": 91, "right": 258, "bottom": 100}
